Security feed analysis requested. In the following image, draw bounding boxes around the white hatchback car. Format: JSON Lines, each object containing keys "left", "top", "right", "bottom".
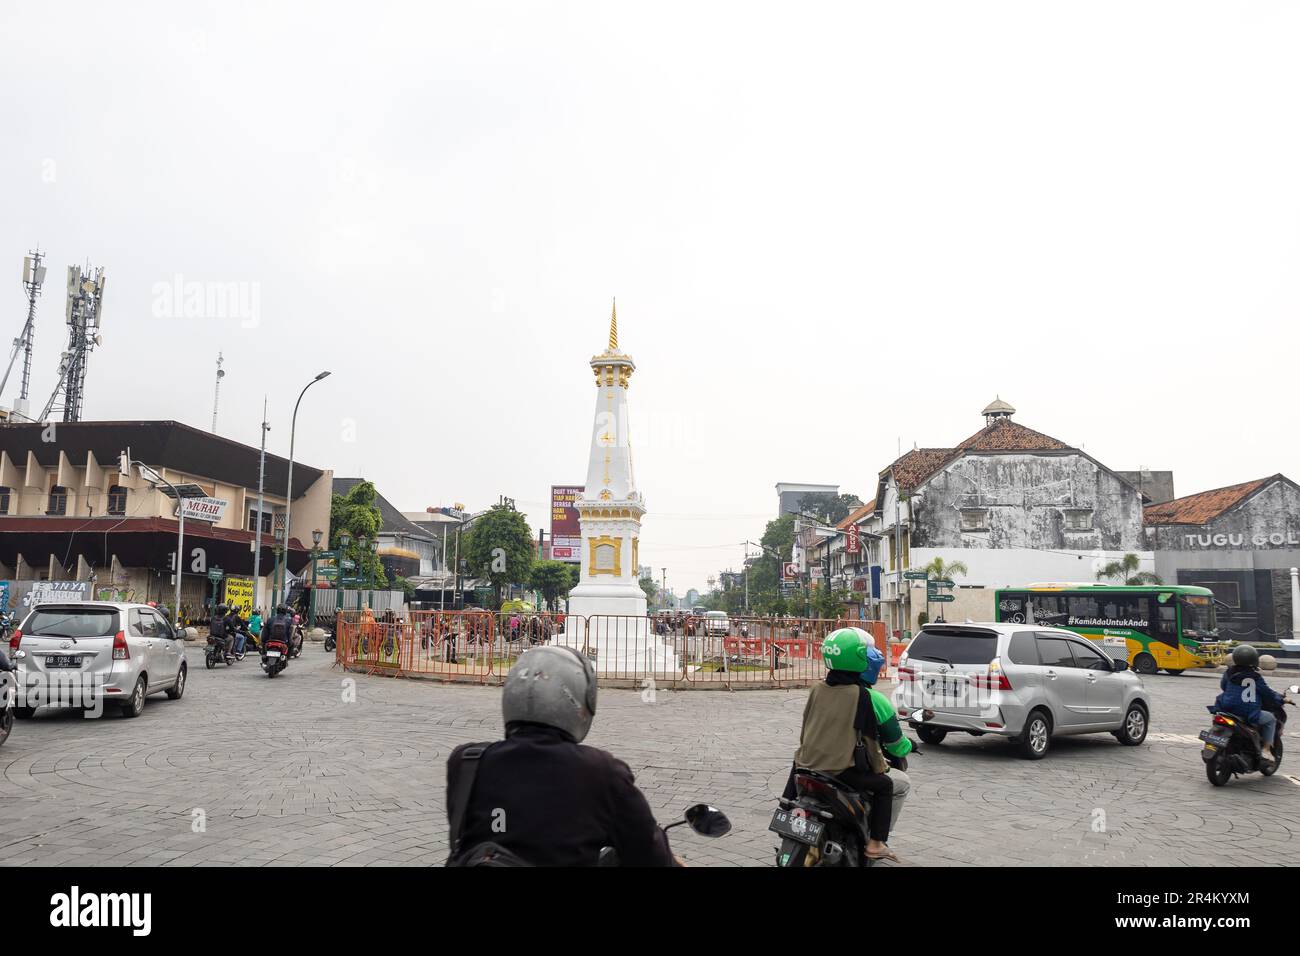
{"left": 10, "top": 601, "right": 187, "bottom": 718}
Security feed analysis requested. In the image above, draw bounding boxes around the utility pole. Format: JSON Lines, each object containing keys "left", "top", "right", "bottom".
{"left": 252, "top": 397, "right": 269, "bottom": 612}
{"left": 661, "top": 567, "right": 667, "bottom": 609}
{"left": 894, "top": 440, "right": 904, "bottom": 639}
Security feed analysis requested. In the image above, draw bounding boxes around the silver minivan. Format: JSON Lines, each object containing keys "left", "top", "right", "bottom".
{"left": 10, "top": 602, "right": 187, "bottom": 718}
{"left": 895, "top": 622, "right": 1150, "bottom": 759}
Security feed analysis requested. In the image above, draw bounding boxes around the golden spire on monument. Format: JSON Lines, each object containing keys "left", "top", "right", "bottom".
{"left": 591, "top": 297, "right": 635, "bottom": 384}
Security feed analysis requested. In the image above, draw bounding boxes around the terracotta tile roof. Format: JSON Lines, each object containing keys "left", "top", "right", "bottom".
{"left": 955, "top": 418, "right": 1072, "bottom": 453}
{"left": 836, "top": 501, "right": 876, "bottom": 529}
{"left": 1143, "top": 477, "right": 1272, "bottom": 526}
{"left": 883, "top": 448, "right": 956, "bottom": 492}
{"left": 877, "top": 420, "right": 1078, "bottom": 496}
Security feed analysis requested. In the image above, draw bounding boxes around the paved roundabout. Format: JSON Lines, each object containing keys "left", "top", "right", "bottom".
{"left": 0, "top": 646, "right": 1295, "bottom": 866}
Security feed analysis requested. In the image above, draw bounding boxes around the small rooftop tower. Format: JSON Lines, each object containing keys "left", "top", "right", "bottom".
{"left": 982, "top": 396, "right": 1015, "bottom": 425}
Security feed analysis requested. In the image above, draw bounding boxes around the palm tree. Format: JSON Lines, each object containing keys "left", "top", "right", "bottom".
{"left": 918, "top": 556, "right": 969, "bottom": 581}
{"left": 1095, "top": 552, "right": 1162, "bottom": 586}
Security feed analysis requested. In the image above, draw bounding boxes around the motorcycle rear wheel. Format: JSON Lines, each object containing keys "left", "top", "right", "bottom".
{"left": 1205, "top": 754, "right": 1232, "bottom": 787}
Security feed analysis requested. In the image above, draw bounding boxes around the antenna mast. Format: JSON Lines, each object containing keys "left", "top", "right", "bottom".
{"left": 211, "top": 351, "right": 225, "bottom": 432}
{"left": 41, "top": 261, "right": 106, "bottom": 422}
{"left": 1, "top": 248, "right": 47, "bottom": 418}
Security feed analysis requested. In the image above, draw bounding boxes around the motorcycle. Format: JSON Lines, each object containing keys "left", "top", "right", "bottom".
{"left": 1202, "top": 685, "right": 1297, "bottom": 786}
{"left": 0, "top": 648, "right": 22, "bottom": 748}
{"left": 597, "top": 804, "right": 732, "bottom": 866}
{"left": 205, "top": 634, "right": 235, "bottom": 669}
{"left": 262, "top": 638, "right": 290, "bottom": 678}
{"left": 323, "top": 631, "right": 336, "bottom": 653}
{"left": 770, "top": 711, "right": 921, "bottom": 867}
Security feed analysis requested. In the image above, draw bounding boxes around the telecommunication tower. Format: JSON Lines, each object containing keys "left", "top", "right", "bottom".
{"left": 41, "top": 262, "right": 106, "bottom": 422}
{"left": 0, "top": 248, "right": 47, "bottom": 419}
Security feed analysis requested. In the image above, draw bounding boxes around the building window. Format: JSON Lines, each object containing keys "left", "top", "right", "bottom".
{"left": 107, "top": 485, "right": 128, "bottom": 516}
{"left": 248, "top": 509, "right": 273, "bottom": 534}
{"left": 960, "top": 509, "right": 988, "bottom": 532}
{"left": 1063, "top": 509, "right": 1094, "bottom": 531}
{"left": 1196, "top": 581, "right": 1240, "bottom": 608}
{"left": 0, "top": 486, "right": 9, "bottom": 515}
{"left": 47, "top": 485, "right": 68, "bottom": 516}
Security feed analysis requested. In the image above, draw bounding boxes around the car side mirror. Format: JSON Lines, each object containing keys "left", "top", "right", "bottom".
{"left": 1112, "top": 658, "right": 1129, "bottom": 672}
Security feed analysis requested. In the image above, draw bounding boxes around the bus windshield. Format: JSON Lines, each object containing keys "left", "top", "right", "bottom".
{"left": 1180, "top": 595, "right": 1218, "bottom": 639}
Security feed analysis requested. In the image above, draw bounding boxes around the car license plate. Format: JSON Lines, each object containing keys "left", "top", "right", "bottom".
{"left": 267, "top": 651, "right": 282, "bottom": 658}
{"left": 768, "top": 808, "right": 824, "bottom": 847}
{"left": 1199, "top": 729, "right": 1229, "bottom": 747}
{"left": 45, "top": 655, "right": 82, "bottom": 668}
{"left": 925, "top": 676, "right": 965, "bottom": 698}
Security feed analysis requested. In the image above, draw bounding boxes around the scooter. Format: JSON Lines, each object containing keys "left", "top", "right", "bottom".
{"left": 1202, "top": 685, "right": 1296, "bottom": 786}
{"left": 262, "top": 638, "right": 290, "bottom": 678}
{"left": 770, "top": 711, "right": 921, "bottom": 867}
{"left": 596, "top": 804, "right": 732, "bottom": 866}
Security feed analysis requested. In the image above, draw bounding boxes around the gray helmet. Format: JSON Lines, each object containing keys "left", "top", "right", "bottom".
{"left": 1258, "top": 654, "right": 1277, "bottom": 671}
{"left": 1231, "top": 644, "right": 1259, "bottom": 668}
{"left": 501, "top": 646, "right": 597, "bottom": 742}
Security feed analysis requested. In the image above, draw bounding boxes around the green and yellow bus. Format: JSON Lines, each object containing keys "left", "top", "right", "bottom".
{"left": 994, "top": 583, "right": 1227, "bottom": 675}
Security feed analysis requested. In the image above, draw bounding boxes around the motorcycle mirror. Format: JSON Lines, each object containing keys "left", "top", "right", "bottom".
{"left": 684, "top": 804, "right": 732, "bottom": 838}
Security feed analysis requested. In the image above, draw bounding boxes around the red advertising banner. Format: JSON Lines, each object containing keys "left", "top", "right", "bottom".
{"left": 846, "top": 524, "right": 860, "bottom": 554}
{"left": 551, "top": 485, "right": 584, "bottom": 562}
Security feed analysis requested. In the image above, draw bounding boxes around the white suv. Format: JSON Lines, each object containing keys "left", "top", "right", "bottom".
{"left": 10, "top": 601, "right": 187, "bottom": 718}
{"left": 895, "top": 622, "right": 1151, "bottom": 759}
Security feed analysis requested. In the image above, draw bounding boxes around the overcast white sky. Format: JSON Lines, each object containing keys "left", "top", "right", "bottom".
{"left": 2, "top": 1, "right": 1297, "bottom": 594}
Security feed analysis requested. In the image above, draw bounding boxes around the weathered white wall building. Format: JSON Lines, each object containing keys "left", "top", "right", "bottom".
{"left": 873, "top": 400, "right": 1154, "bottom": 633}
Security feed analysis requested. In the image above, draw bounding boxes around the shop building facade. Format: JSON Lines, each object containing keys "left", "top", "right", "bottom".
{"left": 0, "top": 420, "right": 332, "bottom": 620}
{"left": 1144, "top": 475, "right": 1300, "bottom": 643}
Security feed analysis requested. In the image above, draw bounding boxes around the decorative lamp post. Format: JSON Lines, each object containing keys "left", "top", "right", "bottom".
{"left": 337, "top": 529, "right": 351, "bottom": 616}
{"left": 357, "top": 535, "right": 369, "bottom": 611}
{"left": 308, "top": 528, "right": 323, "bottom": 628}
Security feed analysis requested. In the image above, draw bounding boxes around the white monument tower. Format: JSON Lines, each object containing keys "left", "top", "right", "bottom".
{"left": 562, "top": 301, "right": 678, "bottom": 674}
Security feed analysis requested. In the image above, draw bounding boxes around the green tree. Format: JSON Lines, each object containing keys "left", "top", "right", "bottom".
{"left": 462, "top": 504, "right": 536, "bottom": 608}
{"left": 796, "top": 493, "right": 861, "bottom": 524}
{"left": 329, "top": 480, "right": 387, "bottom": 588}
{"left": 915, "top": 556, "right": 969, "bottom": 581}
{"left": 1096, "top": 553, "right": 1162, "bottom": 586}
{"left": 639, "top": 574, "right": 658, "bottom": 608}
{"left": 813, "top": 585, "right": 851, "bottom": 619}
{"left": 531, "top": 560, "right": 578, "bottom": 611}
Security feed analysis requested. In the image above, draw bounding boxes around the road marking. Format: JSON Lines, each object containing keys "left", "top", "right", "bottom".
{"left": 1147, "top": 733, "right": 1202, "bottom": 745}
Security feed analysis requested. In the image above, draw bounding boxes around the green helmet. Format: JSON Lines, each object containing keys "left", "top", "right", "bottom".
{"left": 822, "top": 627, "right": 872, "bottom": 673}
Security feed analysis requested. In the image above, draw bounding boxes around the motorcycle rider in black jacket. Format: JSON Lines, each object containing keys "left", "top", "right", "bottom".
{"left": 445, "top": 645, "right": 675, "bottom": 867}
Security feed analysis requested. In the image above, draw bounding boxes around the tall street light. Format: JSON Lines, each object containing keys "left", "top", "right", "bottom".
{"left": 278, "top": 370, "right": 331, "bottom": 606}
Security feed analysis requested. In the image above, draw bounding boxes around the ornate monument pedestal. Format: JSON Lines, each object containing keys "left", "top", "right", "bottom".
{"left": 555, "top": 302, "right": 678, "bottom": 676}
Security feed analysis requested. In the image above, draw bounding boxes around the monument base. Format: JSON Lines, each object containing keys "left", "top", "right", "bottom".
{"left": 558, "top": 588, "right": 679, "bottom": 675}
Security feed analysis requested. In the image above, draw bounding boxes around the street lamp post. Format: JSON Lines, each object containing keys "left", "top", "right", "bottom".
{"left": 278, "top": 370, "right": 332, "bottom": 607}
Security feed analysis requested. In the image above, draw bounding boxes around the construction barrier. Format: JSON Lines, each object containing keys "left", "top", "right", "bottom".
{"left": 333, "top": 609, "right": 886, "bottom": 689}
